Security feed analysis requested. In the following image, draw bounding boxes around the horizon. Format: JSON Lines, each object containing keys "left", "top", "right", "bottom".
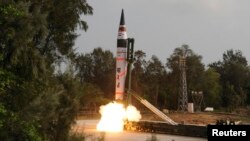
{"left": 75, "top": 0, "right": 250, "bottom": 66}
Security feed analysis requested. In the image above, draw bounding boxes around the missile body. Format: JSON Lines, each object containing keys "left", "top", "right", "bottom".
{"left": 115, "top": 10, "right": 128, "bottom": 100}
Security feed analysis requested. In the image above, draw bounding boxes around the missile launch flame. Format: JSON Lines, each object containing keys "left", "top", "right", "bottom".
{"left": 96, "top": 102, "right": 141, "bottom": 132}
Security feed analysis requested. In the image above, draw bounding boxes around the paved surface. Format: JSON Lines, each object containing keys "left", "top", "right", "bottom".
{"left": 73, "top": 120, "right": 206, "bottom": 141}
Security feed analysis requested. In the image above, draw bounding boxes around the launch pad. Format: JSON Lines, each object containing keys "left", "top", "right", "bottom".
{"left": 124, "top": 120, "right": 207, "bottom": 138}
{"left": 123, "top": 90, "right": 207, "bottom": 138}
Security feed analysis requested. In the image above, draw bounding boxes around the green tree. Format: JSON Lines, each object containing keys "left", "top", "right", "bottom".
{"left": 80, "top": 83, "right": 109, "bottom": 111}
{"left": 41, "top": 0, "right": 93, "bottom": 64}
{"left": 143, "top": 55, "right": 166, "bottom": 106}
{"left": 131, "top": 50, "right": 147, "bottom": 94}
{"left": 76, "top": 53, "right": 93, "bottom": 84}
{"left": 209, "top": 50, "right": 249, "bottom": 109}
{"left": 0, "top": 0, "right": 93, "bottom": 140}
{"left": 166, "top": 44, "right": 205, "bottom": 109}
{"left": 202, "top": 68, "right": 222, "bottom": 108}
{"left": 76, "top": 48, "right": 115, "bottom": 99}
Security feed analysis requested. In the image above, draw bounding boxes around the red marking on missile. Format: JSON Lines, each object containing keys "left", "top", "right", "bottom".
{"left": 119, "top": 26, "right": 126, "bottom": 32}
{"left": 117, "top": 70, "right": 126, "bottom": 77}
{"left": 116, "top": 58, "right": 126, "bottom": 61}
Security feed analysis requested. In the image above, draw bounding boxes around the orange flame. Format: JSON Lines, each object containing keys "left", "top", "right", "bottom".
{"left": 97, "top": 102, "right": 141, "bottom": 132}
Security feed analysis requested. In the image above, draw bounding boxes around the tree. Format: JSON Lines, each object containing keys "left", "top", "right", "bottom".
{"left": 143, "top": 55, "right": 166, "bottom": 106}
{"left": 42, "top": 0, "right": 93, "bottom": 64}
{"left": 131, "top": 50, "right": 146, "bottom": 94}
{"left": 166, "top": 44, "right": 205, "bottom": 109}
{"left": 75, "top": 53, "right": 93, "bottom": 84}
{"left": 0, "top": 0, "right": 93, "bottom": 140}
{"left": 202, "top": 68, "right": 222, "bottom": 108}
{"left": 75, "top": 48, "right": 115, "bottom": 99}
{"left": 209, "top": 50, "right": 249, "bottom": 109}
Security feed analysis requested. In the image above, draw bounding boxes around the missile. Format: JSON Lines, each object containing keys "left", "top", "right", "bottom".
{"left": 115, "top": 9, "right": 128, "bottom": 101}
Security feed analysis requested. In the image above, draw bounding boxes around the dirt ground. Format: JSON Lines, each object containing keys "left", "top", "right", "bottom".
{"left": 76, "top": 108, "right": 250, "bottom": 125}
{"left": 167, "top": 112, "right": 246, "bottom": 125}
{"left": 141, "top": 108, "right": 250, "bottom": 125}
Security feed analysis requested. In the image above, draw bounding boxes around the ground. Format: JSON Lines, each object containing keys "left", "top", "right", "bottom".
{"left": 72, "top": 109, "right": 250, "bottom": 140}
{"left": 141, "top": 108, "right": 250, "bottom": 125}
{"left": 167, "top": 112, "right": 250, "bottom": 125}
{"left": 77, "top": 108, "right": 250, "bottom": 125}
{"left": 71, "top": 120, "right": 206, "bottom": 141}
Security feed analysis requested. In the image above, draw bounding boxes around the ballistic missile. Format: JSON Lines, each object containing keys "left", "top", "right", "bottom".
{"left": 115, "top": 9, "right": 128, "bottom": 100}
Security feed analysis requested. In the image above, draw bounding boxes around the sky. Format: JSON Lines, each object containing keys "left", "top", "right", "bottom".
{"left": 75, "top": 0, "right": 250, "bottom": 66}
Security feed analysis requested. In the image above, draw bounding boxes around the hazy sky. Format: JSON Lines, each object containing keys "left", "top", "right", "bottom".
{"left": 75, "top": 0, "right": 250, "bottom": 65}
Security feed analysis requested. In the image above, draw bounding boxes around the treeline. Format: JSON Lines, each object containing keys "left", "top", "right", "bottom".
{"left": 0, "top": 0, "right": 92, "bottom": 140}
{"left": 75, "top": 45, "right": 250, "bottom": 112}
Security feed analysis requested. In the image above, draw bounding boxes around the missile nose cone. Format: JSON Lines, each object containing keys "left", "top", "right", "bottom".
{"left": 120, "top": 9, "right": 125, "bottom": 25}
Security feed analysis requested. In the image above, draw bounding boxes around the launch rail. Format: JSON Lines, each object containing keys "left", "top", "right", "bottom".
{"left": 130, "top": 90, "right": 178, "bottom": 125}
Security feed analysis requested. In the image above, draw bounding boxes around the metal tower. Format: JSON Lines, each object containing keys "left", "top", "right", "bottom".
{"left": 178, "top": 53, "right": 188, "bottom": 112}
{"left": 191, "top": 91, "right": 204, "bottom": 112}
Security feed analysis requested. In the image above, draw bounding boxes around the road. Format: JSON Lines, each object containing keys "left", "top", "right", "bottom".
{"left": 73, "top": 120, "right": 207, "bottom": 141}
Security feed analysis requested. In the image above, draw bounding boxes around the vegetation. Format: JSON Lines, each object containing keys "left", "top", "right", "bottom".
{"left": 0, "top": 0, "right": 92, "bottom": 140}
{"left": 75, "top": 45, "right": 250, "bottom": 112}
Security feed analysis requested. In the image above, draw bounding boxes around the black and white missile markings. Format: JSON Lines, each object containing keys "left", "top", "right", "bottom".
{"left": 115, "top": 9, "right": 128, "bottom": 100}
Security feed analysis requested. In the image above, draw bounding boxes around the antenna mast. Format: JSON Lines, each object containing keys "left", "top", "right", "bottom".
{"left": 178, "top": 50, "right": 188, "bottom": 112}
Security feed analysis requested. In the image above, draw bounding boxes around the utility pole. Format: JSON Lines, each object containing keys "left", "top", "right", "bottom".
{"left": 178, "top": 51, "right": 188, "bottom": 112}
